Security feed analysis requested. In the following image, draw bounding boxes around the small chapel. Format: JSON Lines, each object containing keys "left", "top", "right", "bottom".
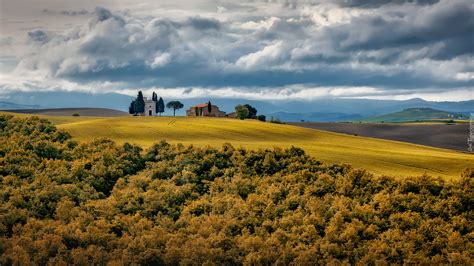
{"left": 143, "top": 97, "right": 156, "bottom": 116}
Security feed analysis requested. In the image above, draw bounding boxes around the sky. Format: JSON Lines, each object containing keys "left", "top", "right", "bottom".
{"left": 0, "top": 0, "right": 473, "bottom": 102}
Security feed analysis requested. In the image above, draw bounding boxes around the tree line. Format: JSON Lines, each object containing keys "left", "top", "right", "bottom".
{"left": 0, "top": 114, "right": 472, "bottom": 265}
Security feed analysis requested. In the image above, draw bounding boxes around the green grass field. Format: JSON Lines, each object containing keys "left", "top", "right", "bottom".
{"left": 3, "top": 112, "right": 473, "bottom": 179}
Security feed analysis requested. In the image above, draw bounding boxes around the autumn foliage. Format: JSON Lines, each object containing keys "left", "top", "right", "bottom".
{"left": 0, "top": 115, "right": 472, "bottom": 265}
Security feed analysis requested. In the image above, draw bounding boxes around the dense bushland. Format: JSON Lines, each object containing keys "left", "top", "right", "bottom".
{"left": 0, "top": 114, "right": 472, "bottom": 265}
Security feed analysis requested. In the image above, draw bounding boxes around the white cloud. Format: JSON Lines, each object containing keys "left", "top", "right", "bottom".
{"left": 240, "top": 17, "right": 280, "bottom": 30}
{"left": 119, "top": 85, "right": 414, "bottom": 101}
{"left": 236, "top": 42, "right": 286, "bottom": 70}
{"left": 150, "top": 53, "right": 171, "bottom": 68}
{"left": 456, "top": 72, "right": 474, "bottom": 81}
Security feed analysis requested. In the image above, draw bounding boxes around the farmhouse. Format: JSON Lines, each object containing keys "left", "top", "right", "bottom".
{"left": 186, "top": 103, "right": 226, "bottom": 117}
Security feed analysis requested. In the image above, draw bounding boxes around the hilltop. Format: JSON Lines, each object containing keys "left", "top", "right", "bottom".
{"left": 361, "top": 107, "right": 469, "bottom": 123}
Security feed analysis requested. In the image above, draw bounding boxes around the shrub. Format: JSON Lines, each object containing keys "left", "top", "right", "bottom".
{"left": 269, "top": 116, "right": 284, "bottom": 124}
{"left": 235, "top": 105, "right": 249, "bottom": 120}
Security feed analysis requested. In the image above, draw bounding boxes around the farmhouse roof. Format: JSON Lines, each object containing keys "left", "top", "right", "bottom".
{"left": 193, "top": 103, "right": 211, "bottom": 108}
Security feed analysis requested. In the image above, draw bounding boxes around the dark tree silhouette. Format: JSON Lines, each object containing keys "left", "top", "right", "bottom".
{"left": 244, "top": 104, "right": 257, "bottom": 118}
{"left": 157, "top": 97, "right": 165, "bottom": 116}
{"left": 151, "top": 92, "right": 165, "bottom": 116}
{"left": 166, "top": 101, "right": 184, "bottom": 116}
{"left": 128, "top": 100, "right": 136, "bottom": 114}
{"left": 136, "top": 91, "right": 145, "bottom": 114}
{"left": 207, "top": 101, "right": 212, "bottom": 113}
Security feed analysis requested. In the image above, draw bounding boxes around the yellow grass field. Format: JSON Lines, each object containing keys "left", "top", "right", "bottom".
{"left": 3, "top": 112, "right": 473, "bottom": 179}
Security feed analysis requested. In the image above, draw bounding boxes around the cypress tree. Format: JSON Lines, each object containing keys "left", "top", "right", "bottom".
{"left": 157, "top": 97, "right": 165, "bottom": 116}
{"left": 152, "top": 92, "right": 158, "bottom": 113}
{"left": 207, "top": 101, "right": 212, "bottom": 113}
{"left": 136, "top": 91, "right": 145, "bottom": 114}
{"left": 128, "top": 100, "right": 136, "bottom": 114}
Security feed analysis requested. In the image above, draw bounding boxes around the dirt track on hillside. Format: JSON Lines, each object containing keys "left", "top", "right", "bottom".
{"left": 289, "top": 122, "right": 471, "bottom": 152}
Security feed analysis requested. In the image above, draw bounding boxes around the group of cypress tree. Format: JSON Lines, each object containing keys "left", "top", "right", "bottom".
{"left": 128, "top": 91, "right": 165, "bottom": 116}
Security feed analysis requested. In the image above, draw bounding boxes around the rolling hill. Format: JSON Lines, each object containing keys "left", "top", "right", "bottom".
{"left": 289, "top": 122, "right": 469, "bottom": 151}
{"left": 2, "top": 112, "right": 470, "bottom": 179}
{"left": 361, "top": 107, "right": 469, "bottom": 123}
{"left": 5, "top": 107, "right": 128, "bottom": 117}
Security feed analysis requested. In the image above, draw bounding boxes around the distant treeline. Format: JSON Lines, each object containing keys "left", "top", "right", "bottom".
{"left": 0, "top": 114, "right": 472, "bottom": 264}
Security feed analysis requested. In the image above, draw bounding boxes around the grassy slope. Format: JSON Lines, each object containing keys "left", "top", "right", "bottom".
{"left": 362, "top": 108, "right": 469, "bottom": 123}
{"left": 2, "top": 112, "right": 471, "bottom": 179}
{"left": 23, "top": 114, "right": 468, "bottom": 180}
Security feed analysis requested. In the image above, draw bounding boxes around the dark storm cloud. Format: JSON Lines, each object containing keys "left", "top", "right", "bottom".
{"left": 334, "top": 0, "right": 440, "bottom": 8}
{"left": 331, "top": 1, "right": 474, "bottom": 59}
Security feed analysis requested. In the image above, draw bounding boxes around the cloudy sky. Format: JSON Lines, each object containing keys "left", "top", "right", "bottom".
{"left": 0, "top": 0, "right": 473, "bottom": 101}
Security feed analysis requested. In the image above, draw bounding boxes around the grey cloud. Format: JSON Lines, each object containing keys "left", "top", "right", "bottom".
{"left": 325, "top": 0, "right": 474, "bottom": 60}
{"left": 185, "top": 17, "right": 220, "bottom": 30}
{"left": 42, "top": 9, "right": 90, "bottom": 16}
{"left": 250, "top": 0, "right": 440, "bottom": 9}
{"left": 61, "top": 9, "right": 89, "bottom": 16}
{"left": 334, "top": 0, "right": 440, "bottom": 8}
{"left": 27, "top": 29, "right": 48, "bottom": 43}
{"left": 253, "top": 17, "right": 312, "bottom": 41}
{"left": 91, "top": 6, "right": 125, "bottom": 26}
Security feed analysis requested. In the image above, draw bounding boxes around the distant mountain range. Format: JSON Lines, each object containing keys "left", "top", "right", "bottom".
{"left": 5, "top": 108, "right": 128, "bottom": 117}
{"left": 1, "top": 91, "right": 473, "bottom": 121}
{"left": 360, "top": 108, "right": 470, "bottom": 123}
{"left": 265, "top": 112, "right": 363, "bottom": 122}
{"left": 0, "top": 101, "right": 40, "bottom": 110}
{"left": 1, "top": 91, "right": 132, "bottom": 111}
